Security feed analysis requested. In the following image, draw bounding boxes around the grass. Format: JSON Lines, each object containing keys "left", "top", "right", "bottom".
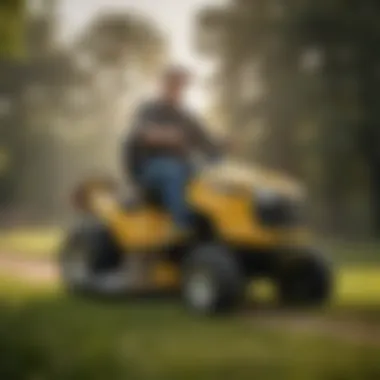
{"left": 337, "top": 266, "right": 380, "bottom": 306}
{"left": 0, "top": 275, "right": 380, "bottom": 380}
{"left": 0, "top": 227, "right": 63, "bottom": 259}
{"left": 0, "top": 265, "right": 380, "bottom": 380}
{"left": 0, "top": 228, "right": 380, "bottom": 379}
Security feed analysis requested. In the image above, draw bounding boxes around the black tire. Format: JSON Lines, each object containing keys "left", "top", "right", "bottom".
{"left": 59, "top": 229, "right": 90, "bottom": 295}
{"left": 277, "top": 251, "right": 333, "bottom": 307}
{"left": 181, "top": 244, "right": 245, "bottom": 315}
{"left": 59, "top": 218, "right": 124, "bottom": 296}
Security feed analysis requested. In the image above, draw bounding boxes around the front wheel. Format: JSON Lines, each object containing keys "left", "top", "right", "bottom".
{"left": 59, "top": 219, "right": 125, "bottom": 296}
{"left": 182, "top": 244, "right": 245, "bottom": 315}
{"left": 276, "top": 251, "right": 333, "bottom": 307}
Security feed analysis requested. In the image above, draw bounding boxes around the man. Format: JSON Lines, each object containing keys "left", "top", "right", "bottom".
{"left": 122, "top": 65, "right": 222, "bottom": 237}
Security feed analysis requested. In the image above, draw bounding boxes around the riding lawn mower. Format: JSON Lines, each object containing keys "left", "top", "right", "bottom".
{"left": 59, "top": 158, "right": 333, "bottom": 315}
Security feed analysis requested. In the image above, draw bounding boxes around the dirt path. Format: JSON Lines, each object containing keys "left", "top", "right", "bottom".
{"left": 244, "top": 309, "right": 380, "bottom": 348}
{"left": 1, "top": 252, "right": 380, "bottom": 347}
{"left": 0, "top": 253, "right": 57, "bottom": 282}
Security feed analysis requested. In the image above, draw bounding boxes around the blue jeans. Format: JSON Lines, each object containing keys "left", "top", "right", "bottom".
{"left": 140, "top": 157, "right": 192, "bottom": 229}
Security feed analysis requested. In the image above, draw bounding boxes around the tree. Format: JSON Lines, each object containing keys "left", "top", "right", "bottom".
{"left": 0, "top": 0, "right": 26, "bottom": 212}
{"left": 20, "top": 8, "right": 166, "bottom": 220}
{"left": 0, "top": 3, "right": 166, "bottom": 222}
{"left": 0, "top": 0, "right": 25, "bottom": 59}
{"left": 196, "top": 1, "right": 306, "bottom": 172}
{"left": 294, "top": 0, "right": 380, "bottom": 235}
{"left": 196, "top": 0, "right": 380, "bottom": 237}
{"left": 57, "top": 11, "right": 166, "bottom": 179}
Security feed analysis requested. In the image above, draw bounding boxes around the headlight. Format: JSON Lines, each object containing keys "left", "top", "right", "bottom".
{"left": 253, "top": 188, "right": 304, "bottom": 226}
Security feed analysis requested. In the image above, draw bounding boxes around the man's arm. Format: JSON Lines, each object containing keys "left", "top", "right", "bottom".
{"left": 121, "top": 102, "right": 152, "bottom": 181}
{"left": 121, "top": 102, "right": 185, "bottom": 181}
{"left": 186, "top": 113, "right": 224, "bottom": 159}
{"left": 128, "top": 102, "right": 154, "bottom": 140}
{"left": 129, "top": 102, "right": 183, "bottom": 147}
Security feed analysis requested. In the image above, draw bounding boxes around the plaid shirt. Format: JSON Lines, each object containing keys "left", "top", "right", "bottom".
{"left": 122, "top": 99, "right": 221, "bottom": 180}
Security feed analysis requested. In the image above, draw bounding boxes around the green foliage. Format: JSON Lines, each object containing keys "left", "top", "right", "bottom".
{"left": 0, "top": 3, "right": 166, "bottom": 215}
{"left": 196, "top": 0, "right": 380, "bottom": 237}
{"left": 80, "top": 10, "right": 165, "bottom": 74}
{"left": 0, "top": 0, "right": 25, "bottom": 59}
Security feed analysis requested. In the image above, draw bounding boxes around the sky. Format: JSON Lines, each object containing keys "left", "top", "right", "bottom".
{"left": 56, "top": 0, "right": 228, "bottom": 110}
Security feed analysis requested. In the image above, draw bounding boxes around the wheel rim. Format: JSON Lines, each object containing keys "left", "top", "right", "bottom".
{"left": 185, "top": 270, "right": 216, "bottom": 311}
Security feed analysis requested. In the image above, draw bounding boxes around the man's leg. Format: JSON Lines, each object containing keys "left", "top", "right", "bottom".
{"left": 158, "top": 159, "right": 192, "bottom": 230}
{"left": 140, "top": 157, "right": 192, "bottom": 230}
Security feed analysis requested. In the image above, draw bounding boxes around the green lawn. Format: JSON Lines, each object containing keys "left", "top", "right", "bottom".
{"left": 1, "top": 229, "right": 380, "bottom": 379}
{"left": 0, "top": 227, "right": 63, "bottom": 259}
{"left": 0, "top": 272, "right": 380, "bottom": 380}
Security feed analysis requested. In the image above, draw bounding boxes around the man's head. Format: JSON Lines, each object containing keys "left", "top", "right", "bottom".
{"left": 160, "top": 65, "right": 191, "bottom": 104}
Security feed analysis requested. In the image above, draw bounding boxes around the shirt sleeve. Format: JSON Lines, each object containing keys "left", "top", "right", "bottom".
{"left": 120, "top": 102, "right": 152, "bottom": 181}
{"left": 186, "top": 112, "right": 223, "bottom": 158}
{"left": 129, "top": 102, "right": 153, "bottom": 136}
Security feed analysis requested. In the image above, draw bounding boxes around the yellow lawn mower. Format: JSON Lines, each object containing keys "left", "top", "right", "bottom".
{"left": 59, "top": 158, "right": 333, "bottom": 315}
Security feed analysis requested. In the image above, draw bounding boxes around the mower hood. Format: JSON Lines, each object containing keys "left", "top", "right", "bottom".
{"left": 201, "top": 159, "right": 305, "bottom": 200}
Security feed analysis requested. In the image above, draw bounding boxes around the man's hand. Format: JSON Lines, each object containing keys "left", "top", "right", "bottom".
{"left": 141, "top": 124, "right": 164, "bottom": 144}
{"left": 141, "top": 124, "right": 186, "bottom": 148}
{"left": 163, "top": 127, "right": 186, "bottom": 145}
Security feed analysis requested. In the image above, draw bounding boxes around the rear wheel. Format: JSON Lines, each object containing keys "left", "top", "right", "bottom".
{"left": 182, "top": 244, "right": 245, "bottom": 315}
{"left": 276, "top": 251, "right": 333, "bottom": 307}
